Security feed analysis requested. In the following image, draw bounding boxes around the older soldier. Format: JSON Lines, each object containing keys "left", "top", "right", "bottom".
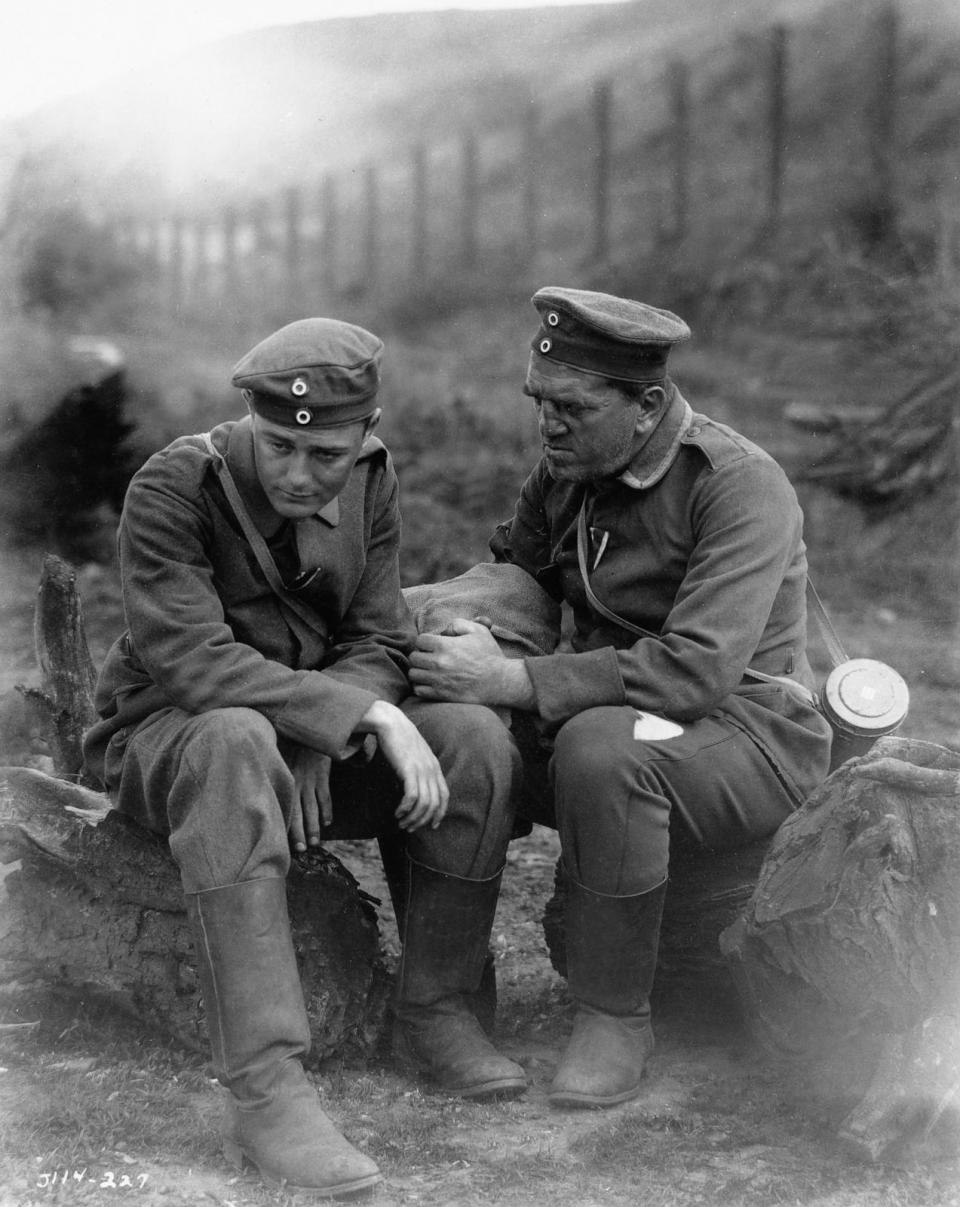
{"left": 83, "top": 318, "right": 525, "bottom": 1199}
{"left": 409, "top": 287, "right": 832, "bottom": 1110}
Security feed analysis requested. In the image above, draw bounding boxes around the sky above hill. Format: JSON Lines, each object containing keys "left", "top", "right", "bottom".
{"left": 2, "top": 0, "right": 623, "bottom": 122}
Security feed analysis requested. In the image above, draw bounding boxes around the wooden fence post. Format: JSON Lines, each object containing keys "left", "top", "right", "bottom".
{"left": 194, "top": 218, "right": 211, "bottom": 310}
{"left": 250, "top": 196, "right": 271, "bottom": 280}
{"left": 363, "top": 162, "right": 380, "bottom": 291}
{"left": 169, "top": 215, "right": 185, "bottom": 315}
{"left": 222, "top": 205, "right": 238, "bottom": 303}
{"left": 522, "top": 98, "right": 539, "bottom": 266}
{"left": 320, "top": 173, "right": 338, "bottom": 293}
{"left": 766, "top": 24, "right": 788, "bottom": 236}
{"left": 667, "top": 59, "right": 690, "bottom": 242}
{"left": 284, "top": 186, "right": 302, "bottom": 305}
{"left": 592, "top": 79, "right": 612, "bottom": 262}
{"left": 867, "top": 3, "right": 899, "bottom": 243}
{"left": 460, "top": 131, "right": 479, "bottom": 272}
{"left": 410, "top": 143, "right": 428, "bottom": 286}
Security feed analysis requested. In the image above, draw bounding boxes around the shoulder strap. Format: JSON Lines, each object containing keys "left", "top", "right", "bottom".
{"left": 804, "top": 577, "right": 849, "bottom": 666}
{"left": 199, "top": 432, "right": 330, "bottom": 641}
{"left": 576, "top": 498, "right": 656, "bottom": 641}
{"left": 575, "top": 496, "right": 820, "bottom": 697}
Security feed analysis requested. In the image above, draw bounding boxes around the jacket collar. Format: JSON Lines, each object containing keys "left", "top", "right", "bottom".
{"left": 224, "top": 416, "right": 340, "bottom": 538}
{"left": 618, "top": 385, "right": 693, "bottom": 490}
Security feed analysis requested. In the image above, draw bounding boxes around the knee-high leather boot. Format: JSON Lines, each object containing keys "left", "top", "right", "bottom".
{"left": 549, "top": 873, "right": 667, "bottom": 1109}
{"left": 392, "top": 857, "right": 527, "bottom": 1100}
{"left": 378, "top": 836, "right": 498, "bottom": 1036}
{"left": 187, "top": 878, "right": 381, "bottom": 1198}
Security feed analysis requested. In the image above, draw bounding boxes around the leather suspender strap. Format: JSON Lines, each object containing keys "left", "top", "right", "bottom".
{"left": 575, "top": 498, "right": 657, "bottom": 642}
{"left": 804, "top": 577, "right": 849, "bottom": 667}
{"left": 199, "top": 433, "right": 330, "bottom": 641}
{"left": 575, "top": 496, "right": 818, "bottom": 699}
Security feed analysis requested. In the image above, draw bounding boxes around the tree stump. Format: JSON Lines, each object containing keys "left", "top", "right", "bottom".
{"left": 720, "top": 736, "right": 960, "bottom": 1162}
{"left": 0, "top": 556, "right": 390, "bottom": 1062}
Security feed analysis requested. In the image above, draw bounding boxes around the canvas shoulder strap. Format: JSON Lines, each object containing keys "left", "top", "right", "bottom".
{"left": 198, "top": 432, "right": 329, "bottom": 641}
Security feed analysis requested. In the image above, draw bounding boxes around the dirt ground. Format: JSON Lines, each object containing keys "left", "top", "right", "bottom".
{"left": 3, "top": 812, "right": 960, "bottom": 1207}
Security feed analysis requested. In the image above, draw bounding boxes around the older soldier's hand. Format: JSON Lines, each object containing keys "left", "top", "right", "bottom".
{"left": 410, "top": 618, "right": 535, "bottom": 708}
{"left": 356, "top": 700, "right": 450, "bottom": 830}
{"left": 289, "top": 745, "right": 333, "bottom": 852}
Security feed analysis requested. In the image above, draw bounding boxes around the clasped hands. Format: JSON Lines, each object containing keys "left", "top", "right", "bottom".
{"left": 409, "top": 617, "right": 534, "bottom": 709}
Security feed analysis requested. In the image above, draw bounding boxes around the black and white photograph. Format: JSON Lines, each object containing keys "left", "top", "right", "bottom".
{"left": 1, "top": 0, "right": 958, "bottom": 1204}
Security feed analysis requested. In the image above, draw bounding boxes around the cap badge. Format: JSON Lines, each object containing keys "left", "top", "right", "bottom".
{"left": 546, "top": 311, "right": 560, "bottom": 327}
{"left": 295, "top": 408, "right": 312, "bottom": 425}
{"left": 291, "top": 377, "right": 309, "bottom": 397}
{"left": 539, "top": 338, "right": 552, "bottom": 354}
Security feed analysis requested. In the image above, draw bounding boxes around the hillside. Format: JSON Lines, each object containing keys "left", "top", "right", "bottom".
{"left": 5, "top": 0, "right": 958, "bottom": 212}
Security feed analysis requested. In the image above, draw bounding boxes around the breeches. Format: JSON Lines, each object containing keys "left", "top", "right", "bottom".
{"left": 517, "top": 705, "right": 806, "bottom": 896}
{"left": 104, "top": 698, "right": 520, "bottom": 893}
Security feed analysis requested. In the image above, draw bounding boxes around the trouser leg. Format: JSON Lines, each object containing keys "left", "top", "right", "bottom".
{"left": 107, "top": 707, "right": 381, "bottom": 1196}
{"left": 536, "top": 705, "right": 799, "bottom": 1108}
{"left": 388, "top": 702, "right": 527, "bottom": 1098}
{"left": 106, "top": 705, "right": 296, "bottom": 891}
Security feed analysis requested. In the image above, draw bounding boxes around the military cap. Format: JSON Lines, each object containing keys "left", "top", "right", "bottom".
{"left": 530, "top": 287, "right": 691, "bottom": 383}
{"left": 232, "top": 317, "right": 383, "bottom": 428}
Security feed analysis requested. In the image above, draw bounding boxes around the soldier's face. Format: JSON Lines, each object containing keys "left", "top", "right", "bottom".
{"left": 524, "top": 359, "right": 662, "bottom": 482}
{"left": 250, "top": 411, "right": 380, "bottom": 518}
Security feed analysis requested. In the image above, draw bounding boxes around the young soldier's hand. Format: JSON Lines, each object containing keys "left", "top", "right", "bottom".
{"left": 357, "top": 700, "right": 449, "bottom": 830}
{"left": 289, "top": 745, "right": 333, "bottom": 851}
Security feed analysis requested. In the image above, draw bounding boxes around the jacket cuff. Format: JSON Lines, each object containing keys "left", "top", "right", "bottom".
{"left": 525, "top": 647, "right": 626, "bottom": 725}
{"left": 276, "top": 672, "right": 379, "bottom": 759}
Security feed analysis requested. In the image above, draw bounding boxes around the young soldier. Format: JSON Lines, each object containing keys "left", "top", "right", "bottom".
{"left": 84, "top": 318, "right": 525, "bottom": 1198}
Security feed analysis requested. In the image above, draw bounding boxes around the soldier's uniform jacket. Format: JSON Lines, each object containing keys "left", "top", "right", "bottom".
{"left": 491, "top": 386, "right": 830, "bottom": 804}
{"left": 83, "top": 416, "right": 413, "bottom": 786}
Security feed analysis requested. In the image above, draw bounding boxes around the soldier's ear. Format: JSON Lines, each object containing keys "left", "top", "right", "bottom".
{"left": 634, "top": 385, "right": 666, "bottom": 433}
{"left": 363, "top": 408, "right": 382, "bottom": 439}
{"left": 641, "top": 385, "right": 666, "bottom": 412}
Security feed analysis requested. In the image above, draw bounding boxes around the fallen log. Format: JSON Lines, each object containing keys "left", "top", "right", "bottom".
{"left": 0, "top": 768, "right": 389, "bottom": 1063}
{"left": 0, "top": 556, "right": 389, "bottom": 1061}
{"left": 721, "top": 736, "right": 960, "bottom": 1163}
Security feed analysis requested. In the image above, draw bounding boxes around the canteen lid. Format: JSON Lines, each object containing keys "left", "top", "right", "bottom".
{"left": 821, "top": 659, "right": 910, "bottom": 736}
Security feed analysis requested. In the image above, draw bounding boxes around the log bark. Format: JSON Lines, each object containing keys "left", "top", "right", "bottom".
{"left": 0, "top": 765, "right": 389, "bottom": 1062}
{"left": 0, "top": 555, "right": 390, "bottom": 1061}
{"left": 20, "top": 554, "right": 98, "bottom": 783}
{"left": 720, "top": 736, "right": 960, "bottom": 1161}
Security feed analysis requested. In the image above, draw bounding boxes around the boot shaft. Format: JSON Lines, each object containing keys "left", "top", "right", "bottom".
{"left": 395, "top": 858, "right": 503, "bottom": 1009}
{"left": 187, "top": 877, "right": 310, "bottom": 1102}
{"left": 564, "top": 873, "right": 667, "bottom": 1017}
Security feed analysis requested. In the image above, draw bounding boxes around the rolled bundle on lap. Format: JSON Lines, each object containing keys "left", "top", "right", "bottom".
{"left": 404, "top": 562, "right": 561, "bottom": 658}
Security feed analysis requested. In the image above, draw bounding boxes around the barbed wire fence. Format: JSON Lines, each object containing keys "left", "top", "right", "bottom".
{"left": 108, "top": 3, "right": 956, "bottom": 333}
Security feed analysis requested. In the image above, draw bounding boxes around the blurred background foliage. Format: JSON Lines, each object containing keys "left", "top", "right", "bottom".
{"left": 0, "top": 0, "right": 957, "bottom": 627}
